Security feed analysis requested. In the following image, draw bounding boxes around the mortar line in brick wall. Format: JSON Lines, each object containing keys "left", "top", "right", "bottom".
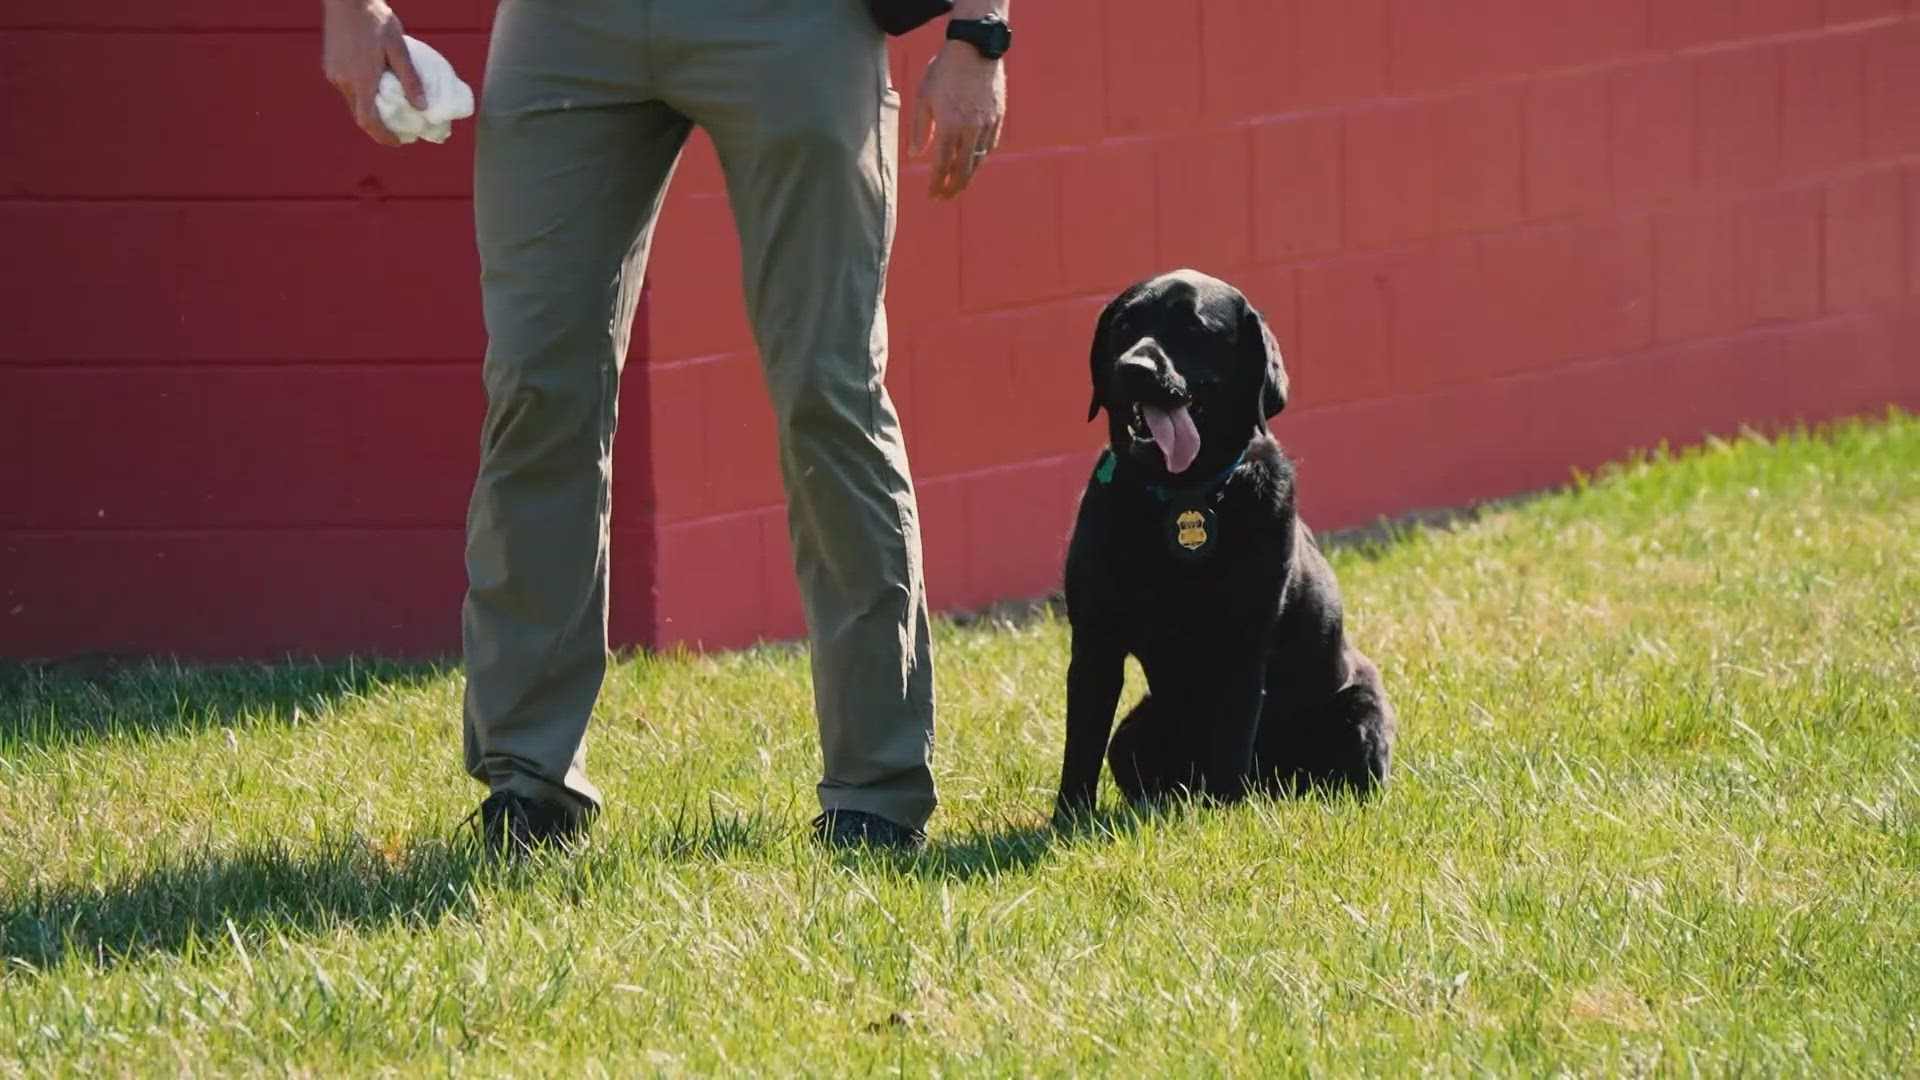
{"left": 1242, "top": 123, "right": 1259, "bottom": 266}
{"left": 1776, "top": 32, "right": 1789, "bottom": 195}
{"left": 638, "top": 170, "right": 1910, "bottom": 357}
{"left": 1901, "top": 172, "right": 1912, "bottom": 298}
{"left": 1147, "top": 139, "right": 1165, "bottom": 267}
{"left": 1817, "top": 183, "right": 1831, "bottom": 317}
{"left": 0, "top": 195, "right": 478, "bottom": 205}
{"left": 1054, "top": 143, "right": 1069, "bottom": 295}
{"left": 1290, "top": 269, "right": 1306, "bottom": 362}
{"left": 1648, "top": 209, "right": 1667, "bottom": 339}
{"left": 1247, "top": 170, "right": 1899, "bottom": 275}
{"left": 1231, "top": 71, "right": 1578, "bottom": 128}
{"left": 1380, "top": 0, "right": 1398, "bottom": 90}
{"left": 1289, "top": 311, "right": 1893, "bottom": 419}
{"left": 652, "top": 503, "right": 783, "bottom": 530}
{"left": 1689, "top": 60, "right": 1710, "bottom": 200}
{"left": 0, "top": 24, "right": 490, "bottom": 35}
{"left": 914, "top": 451, "right": 1095, "bottom": 488}
{"left": 1518, "top": 86, "right": 1534, "bottom": 220}
{"left": 647, "top": 354, "right": 734, "bottom": 373}
{"left": 1223, "top": 17, "right": 1907, "bottom": 133}
{"left": 0, "top": 359, "right": 484, "bottom": 372}
{"left": 1671, "top": 16, "right": 1909, "bottom": 58}
{"left": 959, "top": 149, "right": 1877, "bottom": 301}
{"left": 654, "top": 451, "right": 1099, "bottom": 533}
{"left": 650, "top": 301, "right": 1064, "bottom": 370}
{"left": 1096, "top": 1, "right": 1113, "bottom": 141}
{"left": 1604, "top": 58, "right": 1622, "bottom": 211}
{"left": 1335, "top": 114, "right": 1351, "bottom": 251}
{"left": 1192, "top": 1, "right": 1210, "bottom": 115}
{"left": 0, "top": 524, "right": 469, "bottom": 538}
{"left": 11, "top": 133, "right": 1873, "bottom": 224}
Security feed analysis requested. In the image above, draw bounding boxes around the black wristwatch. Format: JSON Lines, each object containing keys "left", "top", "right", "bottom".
{"left": 946, "top": 14, "right": 1012, "bottom": 60}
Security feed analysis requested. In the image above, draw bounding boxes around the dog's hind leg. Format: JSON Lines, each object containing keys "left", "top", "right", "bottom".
{"left": 1107, "top": 695, "right": 1202, "bottom": 805}
{"left": 1251, "top": 653, "right": 1395, "bottom": 800}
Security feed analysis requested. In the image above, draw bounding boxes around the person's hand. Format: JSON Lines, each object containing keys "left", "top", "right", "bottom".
{"left": 911, "top": 40, "right": 1007, "bottom": 202}
{"left": 323, "top": 0, "right": 425, "bottom": 147}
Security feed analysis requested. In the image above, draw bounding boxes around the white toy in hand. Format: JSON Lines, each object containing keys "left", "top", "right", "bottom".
{"left": 374, "top": 36, "right": 475, "bottom": 145}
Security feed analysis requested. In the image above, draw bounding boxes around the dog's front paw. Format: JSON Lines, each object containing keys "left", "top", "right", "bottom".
{"left": 1050, "top": 799, "right": 1098, "bottom": 833}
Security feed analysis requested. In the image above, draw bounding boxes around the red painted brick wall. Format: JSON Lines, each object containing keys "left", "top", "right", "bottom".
{"left": 4, "top": 3, "right": 1918, "bottom": 660}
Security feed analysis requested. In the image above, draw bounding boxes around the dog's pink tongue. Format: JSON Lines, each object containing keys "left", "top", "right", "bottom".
{"left": 1142, "top": 404, "right": 1202, "bottom": 474}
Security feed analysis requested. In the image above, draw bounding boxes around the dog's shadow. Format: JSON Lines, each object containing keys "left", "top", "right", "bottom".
{"left": 885, "top": 787, "right": 1375, "bottom": 881}
{"left": 822, "top": 805, "right": 1162, "bottom": 882}
{"left": 637, "top": 800, "right": 1158, "bottom": 882}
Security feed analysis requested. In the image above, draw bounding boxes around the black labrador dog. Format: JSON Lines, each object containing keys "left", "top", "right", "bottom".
{"left": 1053, "top": 269, "right": 1397, "bottom": 823}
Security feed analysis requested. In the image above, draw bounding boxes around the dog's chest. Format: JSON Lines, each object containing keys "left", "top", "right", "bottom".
{"left": 1097, "top": 495, "right": 1290, "bottom": 648}
{"left": 1112, "top": 539, "right": 1264, "bottom": 641}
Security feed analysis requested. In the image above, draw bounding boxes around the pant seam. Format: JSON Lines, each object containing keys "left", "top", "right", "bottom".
{"left": 865, "top": 57, "right": 896, "bottom": 447}
{"left": 861, "top": 53, "right": 914, "bottom": 557}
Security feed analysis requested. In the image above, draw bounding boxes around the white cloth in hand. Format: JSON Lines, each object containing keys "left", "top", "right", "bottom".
{"left": 374, "top": 36, "right": 475, "bottom": 145}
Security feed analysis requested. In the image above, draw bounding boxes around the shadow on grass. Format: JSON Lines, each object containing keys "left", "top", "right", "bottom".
{"left": 638, "top": 805, "right": 794, "bottom": 863}
{"left": 0, "top": 834, "right": 494, "bottom": 976}
{"left": 0, "top": 797, "right": 1324, "bottom": 977}
{"left": 631, "top": 802, "right": 1155, "bottom": 881}
{"left": 825, "top": 805, "right": 1161, "bottom": 882}
{"left": 0, "top": 657, "right": 453, "bottom": 752}
{"left": 0, "top": 811, "right": 1086, "bottom": 977}
{"left": 871, "top": 787, "right": 1376, "bottom": 881}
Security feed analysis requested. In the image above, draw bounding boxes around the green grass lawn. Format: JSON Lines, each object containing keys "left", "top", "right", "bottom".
{"left": 3, "top": 411, "right": 1916, "bottom": 1076}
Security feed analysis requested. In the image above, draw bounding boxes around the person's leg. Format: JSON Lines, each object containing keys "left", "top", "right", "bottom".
{"left": 462, "top": 0, "right": 691, "bottom": 825}
{"left": 664, "top": 0, "right": 937, "bottom": 834}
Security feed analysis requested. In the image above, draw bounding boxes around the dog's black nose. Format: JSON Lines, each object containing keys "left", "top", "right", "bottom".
{"left": 1115, "top": 336, "right": 1166, "bottom": 369}
{"left": 1112, "top": 339, "right": 1187, "bottom": 402}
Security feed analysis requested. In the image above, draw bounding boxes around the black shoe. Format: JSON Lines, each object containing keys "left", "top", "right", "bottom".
{"left": 464, "top": 791, "right": 590, "bottom": 857}
{"left": 811, "top": 809, "right": 927, "bottom": 853}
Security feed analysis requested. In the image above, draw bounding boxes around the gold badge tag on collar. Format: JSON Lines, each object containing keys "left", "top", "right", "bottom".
{"left": 1165, "top": 501, "right": 1218, "bottom": 560}
{"left": 1177, "top": 510, "right": 1209, "bottom": 549}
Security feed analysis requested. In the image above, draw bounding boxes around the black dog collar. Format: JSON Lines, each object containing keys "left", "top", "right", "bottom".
{"left": 1094, "top": 446, "right": 1247, "bottom": 562}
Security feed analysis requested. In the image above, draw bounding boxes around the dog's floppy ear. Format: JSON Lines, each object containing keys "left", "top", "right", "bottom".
{"left": 1243, "top": 298, "right": 1289, "bottom": 419}
{"left": 1087, "top": 287, "right": 1133, "bottom": 422}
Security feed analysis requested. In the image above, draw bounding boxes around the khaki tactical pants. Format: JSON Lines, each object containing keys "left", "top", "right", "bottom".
{"left": 459, "top": 0, "right": 937, "bottom": 831}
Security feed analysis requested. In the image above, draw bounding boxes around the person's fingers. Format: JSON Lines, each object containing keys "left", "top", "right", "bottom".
{"left": 387, "top": 38, "right": 429, "bottom": 111}
{"left": 940, "top": 138, "right": 972, "bottom": 198}
{"left": 911, "top": 96, "right": 935, "bottom": 157}
{"left": 955, "top": 147, "right": 985, "bottom": 194}
{"left": 943, "top": 123, "right": 991, "bottom": 198}
{"left": 930, "top": 125, "right": 965, "bottom": 200}
{"left": 354, "top": 85, "right": 402, "bottom": 147}
{"left": 360, "top": 115, "right": 401, "bottom": 146}
{"left": 964, "top": 121, "right": 1000, "bottom": 190}
{"left": 951, "top": 153, "right": 981, "bottom": 196}
{"left": 949, "top": 152, "right": 977, "bottom": 196}
{"left": 964, "top": 119, "right": 1004, "bottom": 193}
